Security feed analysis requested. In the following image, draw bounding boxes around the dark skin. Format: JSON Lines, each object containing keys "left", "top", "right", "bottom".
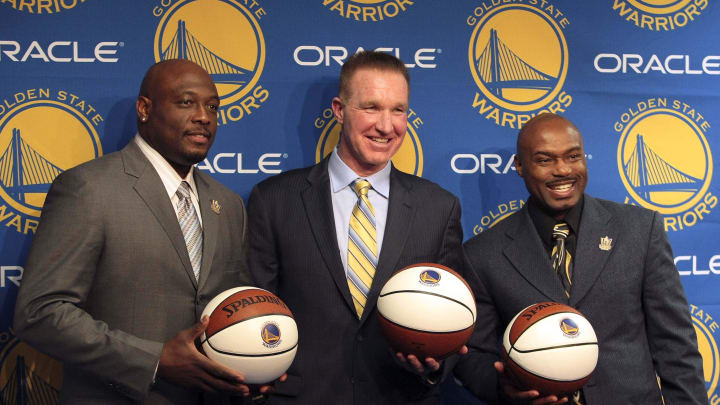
{"left": 495, "top": 113, "right": 588, "bottom": 404}
{"left": 136, "top": 60, "right": 284, "bottom": 395}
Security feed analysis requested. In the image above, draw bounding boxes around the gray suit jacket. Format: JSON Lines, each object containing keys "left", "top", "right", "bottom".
{"left": 455, "top": 195, "right": 707, "bottom": 404}
{"left": 13, "top": 141, "right": 251, "bottom": 404}
{"left": 247, "top": 159, "right": 464, "bottom": 404}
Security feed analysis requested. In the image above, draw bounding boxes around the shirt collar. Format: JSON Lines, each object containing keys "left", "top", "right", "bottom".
{"left": 527, "top": 195, "right": 584, "bottom": 249}
{"left": 328, "top": 148, "right": 391, "bottom": 198}
{"left": 134, "top": 134, "right": 198, "bottom": 199}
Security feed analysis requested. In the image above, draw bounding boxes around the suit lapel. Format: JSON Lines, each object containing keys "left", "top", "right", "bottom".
{"left": 503, "top": 207, "right": 568, "bottom": 303}
{"left": 301, "top": 160, "right": 354, "bottom": 313}
{"left": 195, "top": 171, "right": 218, "bottom": 291}
{"left": 361, "top": 167, "right": 415, "bottom": 324}
{"left": 570, "top": 196, "right": 614, "bottom": 306}
{"left": 122, "top": 141, "right": 197, "bottom": 288}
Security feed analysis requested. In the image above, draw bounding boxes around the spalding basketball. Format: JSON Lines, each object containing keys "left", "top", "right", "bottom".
{"left": 502, "top": 302, "right": 598, "bottom": 396}
{"left": 377, "top": 263, "right": 476, "bottom": 359}
{"left": 201, "top": 287, "right": 298, "bottom": 384}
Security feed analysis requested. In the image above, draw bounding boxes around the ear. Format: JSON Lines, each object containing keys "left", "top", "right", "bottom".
{"left": 136, "top": 96, "right": 151, "bottom": 121}
{"left": 331, "top": 97, "right": 344, "bottom": 124}
{"left": 514, "top": 153, "right": 523, "bottom": 177}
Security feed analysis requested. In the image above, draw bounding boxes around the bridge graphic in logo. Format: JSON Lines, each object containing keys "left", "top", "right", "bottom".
{"left": 0, "top": 128, "right": 62, "bottom": 209}
{"left": 0, "top": 355, "right": 59, "bottom": 404}
{"left": 475, "top": 28, "right": 557, "bottom": 99}
{"left": 623, "top": 134, "right": 700, "bottom": 202}
{"left": 160, "top": 20, "right": 252, "bottom": 86}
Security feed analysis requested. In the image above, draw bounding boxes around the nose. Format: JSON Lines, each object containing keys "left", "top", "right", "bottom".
{"left": 375, "top": 110, "right": 393, "bottom": 135}
{"left": 192, "top": 105, "right": 211, "bottom": 126}
{"left": 554, "top": 160, "right": 572, "bottom": 176}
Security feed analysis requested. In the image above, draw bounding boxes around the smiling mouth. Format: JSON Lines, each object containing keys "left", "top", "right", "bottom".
{"left": 370, "top": 137, "right": 389, "bottom": 144}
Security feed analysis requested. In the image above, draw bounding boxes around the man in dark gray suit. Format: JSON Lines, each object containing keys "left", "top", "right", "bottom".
{"left": 455, "top": 113, "right": 707, "bottom": 404}
{"left": 247, "top": 51, "right": 464, "bottom": 404}
{"left": 14, "top": 59, "right": 256, "bottom": 404}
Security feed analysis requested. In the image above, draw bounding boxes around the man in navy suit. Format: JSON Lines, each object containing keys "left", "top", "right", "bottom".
{"left": 247, "top": 51, "right": 464, "bottom": 404}
{"left": 455, "top": 113, "right": 707, "bottom": 404}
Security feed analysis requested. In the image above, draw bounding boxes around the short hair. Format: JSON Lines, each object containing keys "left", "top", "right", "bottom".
{"left": 516, "top": 113, "right": 580, "bottom": 156}
{"left": 338, "top": 50, "right": 410, "bottom": 99}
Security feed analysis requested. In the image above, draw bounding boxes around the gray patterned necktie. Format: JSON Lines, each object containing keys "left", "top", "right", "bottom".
{"left": 176, "top": 181, "right": 202, "bottom": 280}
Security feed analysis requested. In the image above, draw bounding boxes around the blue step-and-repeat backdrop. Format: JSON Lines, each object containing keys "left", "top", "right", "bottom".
{"left": 1, "top": 1, "right": 719, "bottom": 403}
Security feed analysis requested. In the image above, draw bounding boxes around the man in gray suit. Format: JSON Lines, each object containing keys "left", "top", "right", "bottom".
{"left": 14, "top": 59, "right": 255, "bottom": 404}
{"left": 455, "top": 113, "right": 707, "bottom": 404}
{"left": 248, "top": 51, "right": 465, "bottom": 404}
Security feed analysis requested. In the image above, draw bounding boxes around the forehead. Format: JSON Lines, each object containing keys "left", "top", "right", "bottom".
{"left": 521, "top": 119, "right": 582, "bottom": 152}
{"left": 346, "top": 68, "right": 409, "bottom": 100}
{"left": 151, "top": 63, "right": 218, "bottom": 98}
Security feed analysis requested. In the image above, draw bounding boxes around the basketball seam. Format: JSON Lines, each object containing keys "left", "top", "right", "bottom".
{"left": 205, "top": 313, "right": 295, "bottom": 338}
{"left": 510, "top": 341, "right": 597, "bottom": 354}
{"left": 380, "top": 316, "right": 473, "bottom": 335}
{"left": 379, "top": 290, "right": 476, "bottom": 321}
{"left": 203, "top": 341, "right": 299, "bottom": 358}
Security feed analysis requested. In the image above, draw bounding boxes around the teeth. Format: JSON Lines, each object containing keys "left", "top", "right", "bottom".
{"left": 552, "top": 184, "right": 572, "bottom": 191}
{"left": 372, "top": 138, "right": 389, "bottom": 143}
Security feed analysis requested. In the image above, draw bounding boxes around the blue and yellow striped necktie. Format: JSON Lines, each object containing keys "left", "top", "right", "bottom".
{"left": 347, "top": 179, "right": 377, "bottom": 318}
{"left": 551, "top": 222, "right": 572, "bottom": 298}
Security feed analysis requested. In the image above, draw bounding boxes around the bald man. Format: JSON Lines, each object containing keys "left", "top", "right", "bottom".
{"left": 455, "top": 113, "right": 706, "bottom": 404}
{"left": 14, "top": 60, "right": 255, "bottom": 404}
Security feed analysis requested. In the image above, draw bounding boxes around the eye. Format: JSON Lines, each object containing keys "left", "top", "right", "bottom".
{"left": 207, "top": 103, "right": 218, "bottom": 111}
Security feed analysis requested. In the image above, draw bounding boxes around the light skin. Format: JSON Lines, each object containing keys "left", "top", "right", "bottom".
{"left": 332, "top": 67, "right": 409, "bottom": 177}
{"left": 136, "top": 60, "right": 284, "bottom": 395}
{"left": 332, "top": 66, "right": 467, "bottom": 375}
{"left": 500, "top": 114, "right": 586, "bottom": 403}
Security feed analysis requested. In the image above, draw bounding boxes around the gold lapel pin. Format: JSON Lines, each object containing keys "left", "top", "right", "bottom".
{"left": 211, "top": 200, "right": 221, "bottom": 214}
{"left": 599, "top": 236, "right": 613, "bottom": 251}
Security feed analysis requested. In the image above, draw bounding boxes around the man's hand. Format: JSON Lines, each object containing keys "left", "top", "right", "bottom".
{"left": 394, "top": 345, "right": 468, "bottom": 376}
{"left": 157, "top": 316, "right": 249, "bottom": 395}
{"left": 495, "top": 361, "right": 568, "bottom": 405}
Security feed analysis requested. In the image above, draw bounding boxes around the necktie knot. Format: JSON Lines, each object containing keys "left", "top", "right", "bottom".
{"left": 352, "top": 179, "right": 371, "bottom": 198}
{"left": 176, "top": 181, "right": 192, "bottom": 200}
{"left": 553, "top": 222, "right": 570, "bottom": 240}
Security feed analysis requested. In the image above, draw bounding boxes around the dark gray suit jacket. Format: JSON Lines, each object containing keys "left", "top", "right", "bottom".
{"left": 13, "top": 141, "right": 251, "bottom": 404}
{"left": 247, "top": 159, "right": 464, "bottom": 404}
{"left": 455, "top": 195, "right": 707, "bottom": 404}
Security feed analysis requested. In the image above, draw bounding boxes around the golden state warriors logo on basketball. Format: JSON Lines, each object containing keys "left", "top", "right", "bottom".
{"left": 261, "top": 322, "right": 281, "bottom": 348}
{"left": 612, "top": 0, "right": 708, "bottom": 31}
{"left": 466, "top": 1, "right": 572, "bottom": 129}
{"left": 419, "top": 270, "right": 440, "bottom": 286}
{"left": 314, "top": 106, "right": 424, "bottom": 176}
{"left": 614, "top": 98, "right": 716, "bottom": 233}
{"left": 152, "top": 0, "right": 269, "bottom": 125}
{"left": 322, "top": 0, "right": 414, "bottom": 22}
{"left": 690, "top": 304, "right": 720, "bottom": 402}
{"left": 559, "top": 318, "right": 579, "bottom": 337}
{"left": 0, "top": 88, "right": 103, "bottom": 235}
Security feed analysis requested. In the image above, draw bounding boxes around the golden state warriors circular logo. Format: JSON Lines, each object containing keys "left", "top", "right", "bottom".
{"left": 314, "top": 107, "right": 424, "bottom": 176}
{"left": 322, "top": 0, "right": 414, "bottom": 22}
{"left": 615, "top": 98, "right": 714, "bottom": 232}
{"left": 467, "top": 3, "right": 572, "bottom": 129}
{"left": 0, "top": 91, "right": 102, "bottom": 234}
{"left": 153, "top": 0, "right": 269, "bottom": 120}
{"left": 261, "top": 322, "right": 281, "bottom": 348}
{"left": 690, "top": 304, "right": 720, "bottom": 400}
{"left": 419, "top": 270, "right": 440, "bottom": 285}
{"left": 0, "top": 336, "right": 63, "bottom": 400}
{"left": 612, "top": 0, "right": 708, "bottom": 31}
{"left": 559, "top": 318, "right": 579, "bottom": 337}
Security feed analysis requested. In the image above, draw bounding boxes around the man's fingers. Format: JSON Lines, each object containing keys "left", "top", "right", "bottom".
{"left": 188, "top": 316, "right": 209, "bottom": 341}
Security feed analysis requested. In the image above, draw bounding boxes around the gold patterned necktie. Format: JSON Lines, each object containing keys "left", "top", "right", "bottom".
{"left": 347, "top": 179, "right": 377, "bottom": 318}
{"left": 176, "top": 181, "right": 203, "bottom": 280}
{"left": 551, "top": 222, "right": 572, "bottom": 298}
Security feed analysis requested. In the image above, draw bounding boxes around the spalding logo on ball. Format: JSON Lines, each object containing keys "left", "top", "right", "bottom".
{"left": 377, "top": 263, "right": 476, "bottom": 359}
{"left": 503, "top": 302, "right": 598, "bottom": 396}
{"left": 201, "top": 287, "right": 298, "bottom": 384}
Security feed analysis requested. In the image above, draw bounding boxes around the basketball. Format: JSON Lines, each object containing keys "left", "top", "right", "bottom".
{"left": 502, "top": 302, "right": 598, "bottom": 396}
{"left": 200, "top": 287, "right": 298, "bottom": 384}
{"left": 376, "top": 263, "right": 476, "bottom": 359}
